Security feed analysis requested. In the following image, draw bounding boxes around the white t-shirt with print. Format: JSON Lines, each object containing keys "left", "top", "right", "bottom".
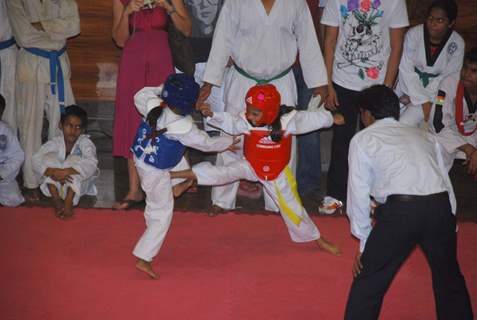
{"left": 321, "top": 0, "right": 409, "bottom": 91}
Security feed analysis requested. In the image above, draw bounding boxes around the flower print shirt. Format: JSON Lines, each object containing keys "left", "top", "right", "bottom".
{"left": 321, "top": 0, "right": 409, "bottom": 90}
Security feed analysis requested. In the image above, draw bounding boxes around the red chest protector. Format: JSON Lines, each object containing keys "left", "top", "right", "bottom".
{"left": 243, "top": 129, "right": 292, "bottom": 181}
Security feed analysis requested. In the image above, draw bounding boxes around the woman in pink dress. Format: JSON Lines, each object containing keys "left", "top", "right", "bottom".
{"left": 112, "top": 0, "right": 191, "bottom": 209}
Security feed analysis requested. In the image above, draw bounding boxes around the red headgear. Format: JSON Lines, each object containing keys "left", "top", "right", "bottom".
{"left": 245, "top": 84, "right": 281, "bottom": 126}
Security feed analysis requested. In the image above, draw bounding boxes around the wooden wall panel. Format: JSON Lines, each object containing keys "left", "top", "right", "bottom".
{"left": 68, "top": 0, "right": 121, "bottom": 102}
{"left": 67, "top": 0, "right": 477, "bottom": 102}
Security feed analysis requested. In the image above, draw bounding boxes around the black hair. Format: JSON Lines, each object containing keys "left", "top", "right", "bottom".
{"left": 61, "top": 104, "right": 88, "bottom": 129}
{"left": 0, "top": 94, "right": 5, "bottom": 119}
{"left": 269, "top": 105, "right": 295, "bottom": 142}
{"left": 146, "top": 106, "right": 167, "bottom": 139}
{"left": 358, "top": 85, "right": 400, "bottom": 121}
{"left": 465, "top": 47, "right": 477, "bottom": 64}
{"left": 428, "top": 0, "right": 458, "bottom": 22}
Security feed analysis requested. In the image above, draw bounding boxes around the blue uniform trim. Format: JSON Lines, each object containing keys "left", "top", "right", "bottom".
{"left": 131, "top": 121, "right": 185, "bottom": 169}
{"left": 25, "top": 46, "right": 67, "bottom": 113}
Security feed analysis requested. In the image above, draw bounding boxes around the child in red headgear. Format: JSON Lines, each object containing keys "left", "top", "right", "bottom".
{"left": 172, "top": 84, "right": 344, "bottom": 255}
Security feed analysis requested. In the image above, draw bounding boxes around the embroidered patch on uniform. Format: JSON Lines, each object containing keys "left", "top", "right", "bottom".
{"left": 72, "top": 146, "right": 82, "bottom": 157}
{"left": 436, "top": 92, "right": 446, "bottom": 105}
{"left": 448, "top": 42, "right": 457, "bottom": 55}
{"left": 0, "top": 135, "right": 7, "bottom": 151}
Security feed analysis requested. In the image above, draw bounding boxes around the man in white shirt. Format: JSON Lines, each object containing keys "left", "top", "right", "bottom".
{"left": 319, "top": 0, "right": 408, "bottom": 213}
{"left": 344, "top": 85, "right": 473, "bottom": 320}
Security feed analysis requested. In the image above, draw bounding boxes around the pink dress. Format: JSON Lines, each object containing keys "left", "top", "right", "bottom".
{"left": 113, "top": 1, "right": 173, "bottom": 158}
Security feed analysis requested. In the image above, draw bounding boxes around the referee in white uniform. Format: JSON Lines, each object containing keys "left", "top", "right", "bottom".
{"left": 344, "top": 85, "right": 473, "bottom": 320}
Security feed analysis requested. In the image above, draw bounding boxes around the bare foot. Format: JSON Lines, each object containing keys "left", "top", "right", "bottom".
{"left": 112, "top": 193, "right": 144, "bottom": 210}
{"left": 62, "top": 201, "right": 74, "bottom": 219}
{"left": 51, "top": 198, "right": 65, "bottom": 218}
{"left": 172, "top": 179, "right": 194, "bottom": 197}
{"left": 136, "top": 259, "right": 158, "bottom": 279}
{"left": 208, "top": 204, "right": 227, "bottom": 217}
{"left": 316, "top": 237, "right": 341, "bottom": 256}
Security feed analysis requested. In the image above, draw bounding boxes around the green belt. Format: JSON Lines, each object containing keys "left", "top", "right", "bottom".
{"left": 414, "top": 67, "right": 439, "bottom": 88}
{"left": 233, "top": 63, "right": 293, "bottom": 85}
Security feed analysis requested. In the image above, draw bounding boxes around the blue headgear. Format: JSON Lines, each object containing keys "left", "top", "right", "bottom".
{"left": 161, "top": 74, "right": 200, "bottom": 115}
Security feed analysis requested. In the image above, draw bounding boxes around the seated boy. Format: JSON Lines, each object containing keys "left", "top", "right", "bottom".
{"left": 0, "top": 94, "right": 25, "bottom": 207}
{"left": 33, "top": 105, "right": 98, "bottom": 218}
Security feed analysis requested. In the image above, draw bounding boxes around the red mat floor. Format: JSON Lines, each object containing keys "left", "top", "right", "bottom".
{"left": 0, "top": 207, "right": 475, "bottom": 320}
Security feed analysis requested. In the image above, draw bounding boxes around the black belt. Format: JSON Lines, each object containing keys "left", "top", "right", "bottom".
{"left": 386, "top": 191, "right": 448, "bottom": 203}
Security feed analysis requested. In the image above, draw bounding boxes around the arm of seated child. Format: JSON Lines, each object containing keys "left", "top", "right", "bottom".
{"left": 44, "top": 167, "right": 79, "bottom": 184}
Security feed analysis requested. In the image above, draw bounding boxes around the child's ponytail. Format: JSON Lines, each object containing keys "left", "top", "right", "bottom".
{"left": 146, "top": 105, "right": 167, "bottom": 141}
{"left": 270, "top": 105, "right": 295, "bottom": 142}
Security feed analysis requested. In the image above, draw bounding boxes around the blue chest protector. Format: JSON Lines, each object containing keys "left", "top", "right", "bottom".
{"left": 131, "top": 121, "right": 185, "bottom": 169}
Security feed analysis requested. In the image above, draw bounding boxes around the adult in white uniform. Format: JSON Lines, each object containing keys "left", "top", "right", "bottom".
{"left": 7, "top": 0, "right": 80, "bottom": 200}
{"left": 398, "top": 0, "right": 465, "bottom": 127}
{"left": 173, "top": 85, "right": 343, "bottom": 255}
{"left": 0, "top": 1, "right": 17, "bottom": 131}
{"left": 199, "top": 0, "right": 328, "bottom": 214}
{"left": 344, "top": 85, "right": 473, "bottom": 320}
{"left": 0, "top": 95, "right": 24, "bottom": 207}
{"left": 131, "top": 75, "right": 235, "bottom": 279}
{"left": 321, "top": 0, "right": 408, "bottom": 211}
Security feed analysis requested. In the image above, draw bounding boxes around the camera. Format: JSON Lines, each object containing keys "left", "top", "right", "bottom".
{"left": 143, "top": 0, "right": 154, "bottom": 10}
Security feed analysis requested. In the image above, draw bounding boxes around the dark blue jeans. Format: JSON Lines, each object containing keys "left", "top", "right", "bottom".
{"left": 293, "top": 65, "right": 321, "bottom": 196}
{"left": 327, "top": 83, "right": 361, "bottom": 202}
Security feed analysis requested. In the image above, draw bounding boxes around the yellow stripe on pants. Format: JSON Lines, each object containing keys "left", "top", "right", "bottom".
{"left": 274, "top": 167, "right": 302, "bottom": 226}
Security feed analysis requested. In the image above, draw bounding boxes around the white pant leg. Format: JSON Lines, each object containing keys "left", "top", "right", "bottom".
{"left": 0, "top": 46, "right": 17, "bottom": 132}
{"left": 17, "top": 81, "right": 46, "bottom": 188}
{"left": 0, "top": 179, "right": 24, "bottom": 207}
{"left": 170, "top": 156, "right": 190, "bottom": 186}
{"left": 133, "top": 162, "right": 174, "bottom": 262}
{"left": 261, "top": 168, "right": 320, "bottom": 243}
{"left": 211, "top": 148, "right": 242, "bottom": 209}
{"left": 193, "top": 159, "right": 258, "bottom": 186}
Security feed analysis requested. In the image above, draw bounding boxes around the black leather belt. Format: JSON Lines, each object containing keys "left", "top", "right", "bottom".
{"left": 386, "top": 191, "right": 448, "bottom": 203}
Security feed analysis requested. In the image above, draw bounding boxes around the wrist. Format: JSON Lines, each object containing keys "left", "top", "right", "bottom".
{"left": 468, "top": 149, "right": 477, "bottom": 159}
{"left": 167, "top": 4, "right": 176, "bottom": 15}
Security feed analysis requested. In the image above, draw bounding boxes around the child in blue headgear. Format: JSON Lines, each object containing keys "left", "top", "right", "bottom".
{"left": 131, "top": 74, "right": 237, "bottom": 279}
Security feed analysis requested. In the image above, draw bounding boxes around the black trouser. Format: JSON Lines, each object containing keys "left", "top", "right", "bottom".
{"left": 327, "top": 83, "right": 360, "bottom": 201}
{"left": 344, "top": 192, "right": 473, "bottom": 320}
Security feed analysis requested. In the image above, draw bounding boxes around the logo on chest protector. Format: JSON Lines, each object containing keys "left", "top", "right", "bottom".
{"left": 256, "top": 135, "right": 281, "bottom": 149}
